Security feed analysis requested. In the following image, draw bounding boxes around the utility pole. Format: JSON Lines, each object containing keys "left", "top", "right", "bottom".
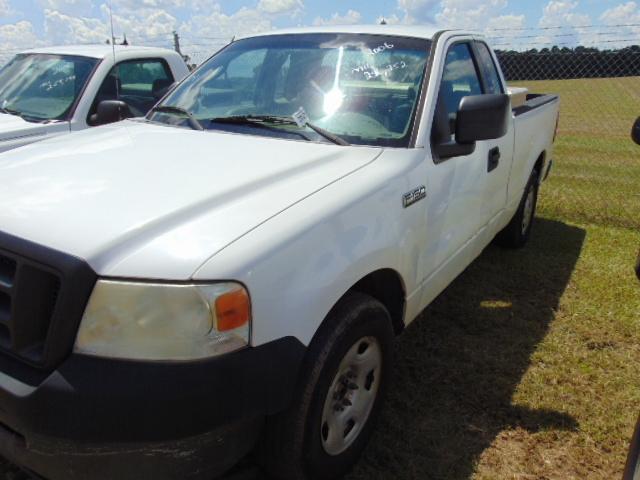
{"left": 173, "top": 31, "right": 182, "bottom": 56}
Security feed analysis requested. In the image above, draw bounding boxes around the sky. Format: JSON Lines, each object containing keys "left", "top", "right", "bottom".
{"left": 1, "top": 0, "right": 639, "bottom": 62}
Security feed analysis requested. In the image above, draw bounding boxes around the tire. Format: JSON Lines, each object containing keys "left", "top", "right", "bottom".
{"left": 258, "top": 292, "right": 394, "bottom": 480}
{"left": 495, "top": 167, "right": 540, "bottom": 249}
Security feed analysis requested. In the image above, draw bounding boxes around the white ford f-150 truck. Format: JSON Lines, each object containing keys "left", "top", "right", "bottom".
{"left": 0, "top": 45, "right": 189, "bottom": 152}
{"left": 0, "top": 25, "right": 559, "bottom": 480}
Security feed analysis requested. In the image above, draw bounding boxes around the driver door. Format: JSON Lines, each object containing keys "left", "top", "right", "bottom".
{"left": 426, "top": 41, "right": 489, "bottom": 270}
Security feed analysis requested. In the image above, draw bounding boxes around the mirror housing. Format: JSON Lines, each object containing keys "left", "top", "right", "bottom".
{"left": 434, "top": 93, "right": 510, "bottom": 160}
{"left": 632, "top": 117, "right": 640, "bottom": 146}
{"left": 456, "top": 94, "right": 510, "bottom": 144}
{"left": 90, "top": 100, "right": 132, "bottom": 126}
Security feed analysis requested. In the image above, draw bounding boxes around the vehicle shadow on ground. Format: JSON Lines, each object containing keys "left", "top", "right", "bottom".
{"left": 347, "top": 217, "right": 586, "bottom": 480}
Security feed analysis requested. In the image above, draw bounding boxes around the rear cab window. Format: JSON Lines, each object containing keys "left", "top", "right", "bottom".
{"left": 89, "top": 58, "right": 174, "bottom": 120}
{"left": 474, "top": 42, "right": 504, "bottom": 94}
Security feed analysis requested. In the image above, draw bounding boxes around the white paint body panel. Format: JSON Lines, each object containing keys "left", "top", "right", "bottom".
{"left": 0, "top": 28, "right": 559, "bottom": 349}
{"left": 0, "top": 45, "right": 189, "bottom": 153}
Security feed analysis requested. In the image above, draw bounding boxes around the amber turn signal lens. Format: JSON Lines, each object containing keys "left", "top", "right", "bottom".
{"left": 214, "top": 287, "right": 250, "bottom": 332}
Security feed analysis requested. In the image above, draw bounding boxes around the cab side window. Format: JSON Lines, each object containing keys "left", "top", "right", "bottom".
{"left": 475, "top": 42, "right": 503, "bottom": 94}
{"left": 439, "top": 43, "right": 482, "bottom": 121}
{"left": 432, "top": 42, "right": 483, "bottom": 146}
{"left": 89, "top": 58, "right": 174, "bottom": 120}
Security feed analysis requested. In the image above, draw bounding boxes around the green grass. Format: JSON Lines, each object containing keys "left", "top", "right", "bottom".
{"left": 513, "top": 77, "right": 640, "bottom": 230}
{"left": 347, "top": 77, "right": 640, "bottom": 480}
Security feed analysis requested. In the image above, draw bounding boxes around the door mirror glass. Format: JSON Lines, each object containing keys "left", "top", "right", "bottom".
{"left": 632, "top": 117, "right": 640, "bottom": 145}
{"left": 90, "top": 100, "right": 132, "bottom": 126}
{"left": 456, "top": 93, "right": 510, "bottom": 144}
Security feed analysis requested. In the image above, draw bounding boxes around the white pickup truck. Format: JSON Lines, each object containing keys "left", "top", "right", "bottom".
{"left": 0, "top": 44, "right": 189, "bottom": 152}
{"left": 0, "top": 25, "right": 559, "bottom": 480}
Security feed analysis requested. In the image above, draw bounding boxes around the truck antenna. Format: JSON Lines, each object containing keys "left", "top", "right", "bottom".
{"left": 108, "top": 3, "right": 120, "bottom": 100}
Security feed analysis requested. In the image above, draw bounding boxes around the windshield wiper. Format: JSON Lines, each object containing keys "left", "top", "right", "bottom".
{"left": 209, "top": 115, "right": 350, "bottom": 146}
{"left": 0, "top": 105, "right": 21, "bottom": 117}
{"left": 0, "top": 105, "right": 46, "bottom": 123}
{"left": 150, "top": 105, "right": 203, "bottom": 131}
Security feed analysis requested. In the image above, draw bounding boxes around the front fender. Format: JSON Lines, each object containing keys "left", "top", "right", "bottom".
{"left": 194, "top": 151, "right": 427, "bottom": 347}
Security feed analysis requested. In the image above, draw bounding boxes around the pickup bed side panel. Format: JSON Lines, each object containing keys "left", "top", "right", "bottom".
{"left": 507, "top": 96, "right": 559, "bottom": 211}
{"left": 194, "top": 150, "right": 430, "bottom": 348}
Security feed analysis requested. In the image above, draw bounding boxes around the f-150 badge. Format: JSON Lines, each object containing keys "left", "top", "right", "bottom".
{"left": 403, "top": 186, "right": 426, "bottom": 208}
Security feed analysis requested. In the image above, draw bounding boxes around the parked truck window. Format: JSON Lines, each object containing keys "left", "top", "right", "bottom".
{"left": 0, "top": 54, "right": 98, "bottom": 121}
{"left": 148, "top": 34, "right": 432, "bottom": 147}
{"left": 90, "top": 58, "right": 174, "bottom": 118}
{"left": 439, "top": 43, "right": 483, "bottom": 123}
{"left": 475, "top": 42, "right": 504, "bottom": 94}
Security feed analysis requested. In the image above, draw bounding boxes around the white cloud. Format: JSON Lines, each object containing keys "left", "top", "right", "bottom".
{"left": 37, "top": 0, "right": 94, "bottom": 16}
{"left": 398, "top": 0, "right": 440, "bottom": 23}
{"left": 257, "top": 0, "right": 303, "bottom": 15}
{"left": 313, "top": 10, "right": 362, "bottom": 26}
{"left": 486, "top": 13, "right": 525, "bottom": 31}
{"left": 0, "top": 21, "right": 44, "bottom": 66}
{"left": 43, "top": 9, "right": 110, "bottom": 44}
{"left": 600, "top": 1, "right": 640, "bottom": 24}
{"left": 99, "top": 4, "right": 179, "bottom": 42}
{"left": 600, "top": 1, "right": 640, "bottom": 47}
{"left": 0, "top": 0, "right": 13, "bottom": 17}
{"left": 536, "top": 1, "right": 592, "bottom": 47}
{"left": 436, "top": 0, "right": 508, "bottom": 29}
{"left": 538, "top": 1, "right": 590, "bottom": 27}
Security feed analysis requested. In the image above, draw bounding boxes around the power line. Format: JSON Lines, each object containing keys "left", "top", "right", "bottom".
{"left": 493, "top": 38, "right": 640, "bottom": 48}
{"left": 488, "top": 23, "right": 640, "bottom": 32}
{"left": 488, "top": 31, "right": 640, "bottom": 40}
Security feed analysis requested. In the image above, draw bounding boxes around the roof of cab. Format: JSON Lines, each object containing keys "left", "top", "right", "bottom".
{"left": 20, "top": 44, "right": 179, "bottom": 60}
{"left": 238, "top": 24, "right": 444, "bottom": 41}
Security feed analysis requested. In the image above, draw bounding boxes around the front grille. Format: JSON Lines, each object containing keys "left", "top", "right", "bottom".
{"left": 0, "top": 256, "right": 61, "bottom": 362}
{"left": 0, "top": 231, "right": 96, "bottom": 370}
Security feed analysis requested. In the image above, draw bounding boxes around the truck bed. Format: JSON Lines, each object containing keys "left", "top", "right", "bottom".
{"left": 513, "top": 93, "right": 560, "bottom": 116}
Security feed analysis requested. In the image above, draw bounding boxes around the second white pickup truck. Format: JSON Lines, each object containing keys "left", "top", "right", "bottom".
{"left": 0, "top": 25, "right": 558, "bottom": 480}
{"left": 0, "top": 44, "right": 189, "bottom": 152}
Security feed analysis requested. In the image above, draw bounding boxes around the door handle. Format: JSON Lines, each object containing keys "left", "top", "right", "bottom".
{"left": 488, "top": 147, "right": 500, "bottom": 172}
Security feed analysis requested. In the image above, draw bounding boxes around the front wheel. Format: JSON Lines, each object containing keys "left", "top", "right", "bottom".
{"left": 258, "top": 292, "right": 394, "bottom": 480}
{"left": 495, "top": 168, "right": 540, "bottom": 248}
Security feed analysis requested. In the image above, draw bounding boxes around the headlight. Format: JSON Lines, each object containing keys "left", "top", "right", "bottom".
{"left": 74, "top": 280, "right": 250, "bottom": 360}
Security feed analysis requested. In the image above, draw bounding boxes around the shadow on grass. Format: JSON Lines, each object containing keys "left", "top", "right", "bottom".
{"left": 347, "top": 217, "right": 586, "bottom": 480}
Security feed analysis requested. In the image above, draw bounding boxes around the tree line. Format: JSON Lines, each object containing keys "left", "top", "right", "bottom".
{"left": 495, "top": 45, "right": 640, "bottom": 81}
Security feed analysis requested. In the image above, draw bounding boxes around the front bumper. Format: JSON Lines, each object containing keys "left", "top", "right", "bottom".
{"left": 0, "top": 337, "right": 305, "bottom": 480}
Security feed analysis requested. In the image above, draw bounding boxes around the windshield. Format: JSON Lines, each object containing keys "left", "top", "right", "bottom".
{"left": 0, "top": 54, "right": 98, "bottom": 122}
{"left": 149, "top": 34, "right": 432, "bottom": 147}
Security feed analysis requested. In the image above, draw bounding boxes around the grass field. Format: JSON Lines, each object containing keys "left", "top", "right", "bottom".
{"left": 348, "top": 77, "right": 640, "bottom": 480}
{"left": 1, "top": 78, "right": 639, "bottom": 480}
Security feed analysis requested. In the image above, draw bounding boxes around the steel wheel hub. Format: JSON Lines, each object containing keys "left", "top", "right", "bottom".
{"left": 320, "top": 336, "right": 382, "bottom": 456}
{"left": 522, "top": 187, "right": 535, "bottom": 235}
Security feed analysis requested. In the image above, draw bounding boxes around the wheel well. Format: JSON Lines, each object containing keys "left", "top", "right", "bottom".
{"left": 349, "top": 269, "right": 406, "bottom": 335}
{"left": 534, "top": 152, "right": 545, "bottom": 181}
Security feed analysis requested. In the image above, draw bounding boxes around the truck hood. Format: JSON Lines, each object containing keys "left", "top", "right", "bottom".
{"left": 0, "top": 112, "right": 53, "bottom": 141}
{"left": 0, "top": 120, "right": 380, "bottom": 279}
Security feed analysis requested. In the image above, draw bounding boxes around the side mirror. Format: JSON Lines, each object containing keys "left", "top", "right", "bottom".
{"left": 90, "top": 100, "right": 132, "bottom": 126}
{"left": 632, "top": 117, "right": 640, "bottom": 146}
{"left": 456, "top": 94, "right": 510, "bottom": 144}
{"left": 434, "top": 93, "right": 510, "bottom": 160}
